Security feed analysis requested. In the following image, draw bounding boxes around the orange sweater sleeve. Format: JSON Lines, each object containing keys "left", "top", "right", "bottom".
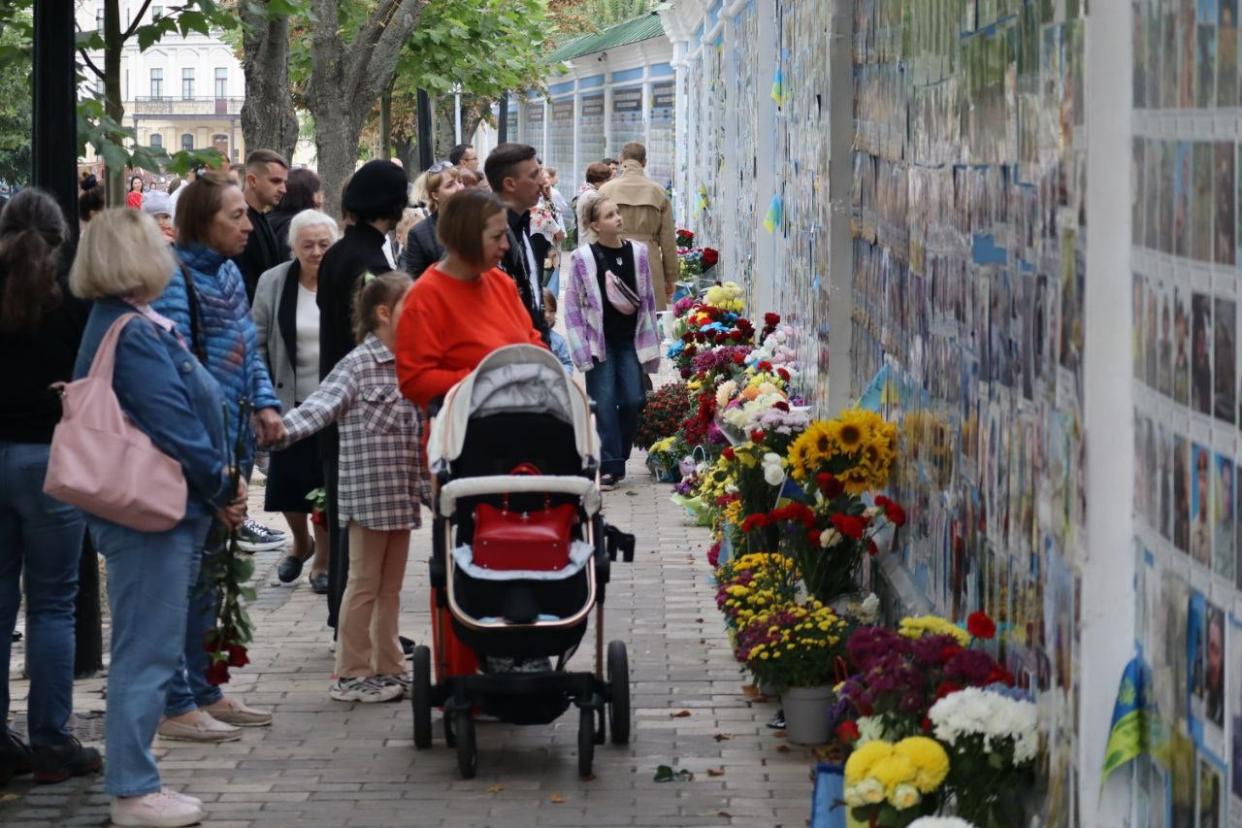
{"left": 395, "top": 281, "right": 471, "bottom": 408}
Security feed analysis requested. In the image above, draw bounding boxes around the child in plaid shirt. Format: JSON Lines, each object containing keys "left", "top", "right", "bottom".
{"left": 277, "top": 272, "right": 428, "bottom": 704}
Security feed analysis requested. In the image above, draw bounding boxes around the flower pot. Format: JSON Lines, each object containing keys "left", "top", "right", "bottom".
{"left": 782, "top": 684, "right": 833, "bottom": 745}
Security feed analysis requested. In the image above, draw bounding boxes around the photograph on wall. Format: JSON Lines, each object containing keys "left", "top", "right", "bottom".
{"left": 1200, "top": 755, "right": 1225, "bottom": 828}
{"left": 1176, "top": 433, "right": 1191, "bottom": 553}
{"left": 1193, "top": 443, "right": 1214, "bottom": 568}
{"left": 1215, "top": 295, "right": 1237, "bottom": 424}
{"left": 1216, "top": 143, "right": 1236, "bottom": 265}
{"left": 1178, "top": 284, "right": 1193, "bottom": 406}
{"left": 1194, "top": 293, "right": 1215, "bottom": 416}
{"left": 1214, "top": 452, "right": 1236, "bottom": 583}
{"left": 1228, "top": 613, "right": 1242, "bottom": 826}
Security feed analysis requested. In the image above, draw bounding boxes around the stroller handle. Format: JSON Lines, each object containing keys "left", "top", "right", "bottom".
{"left": 438, "top": 475, "right": 602, "bottom": 518}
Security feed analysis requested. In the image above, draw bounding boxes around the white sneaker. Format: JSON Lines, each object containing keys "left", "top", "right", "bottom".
{"left": 156, "top": 711, "right": 241, "bottom": 743}
{"left": 110, "top": 790, "right": 204, "bottom": 826}
{"left": 377, "top": 673, "right": 413, "bottom": 698}
{"left": 162, "top": 788, "right": 202, "bottom": 808}
{"left": 329, "top": 676, "right": 402, "bottom": 703}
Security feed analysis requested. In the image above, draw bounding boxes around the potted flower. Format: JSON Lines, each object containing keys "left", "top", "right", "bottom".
{"left": 842, "top": 736, "right": 950, "bottom": 826}
{"left": 735, "top": 598, "right": 848, "bottom": 744}
{"left": 927, "top": 687, "right": 1038, "bottom": 827}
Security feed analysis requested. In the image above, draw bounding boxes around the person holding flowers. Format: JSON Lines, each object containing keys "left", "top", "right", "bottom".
{"left": 70, "top": 209, "right": 247, "bottom": 827}
{"left": 565, "top": 192, "right": 661, "bottom": 489}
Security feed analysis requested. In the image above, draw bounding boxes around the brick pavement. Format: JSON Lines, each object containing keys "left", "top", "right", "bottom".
{"left": 2, "top": 455, "right": 815, "bottom": 827}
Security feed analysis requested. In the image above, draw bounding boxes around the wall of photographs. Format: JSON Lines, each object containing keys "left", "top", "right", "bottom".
{"left": 609, "top": 85, "right": 645, "bottom": 157}
{"left": 648, "top": 80, "right": 676, "bottom": 189}
{"left": 547, "top": 96, "right": 575, "bottom": 200}
{"left": 729, "top": 1, "right": 760, "bottom": 315}
{"left": 1132, "top": 0, "right": 1242, "bottom": 823}
{"left": 522, "top": 99, "right": 544, "bottom": 165}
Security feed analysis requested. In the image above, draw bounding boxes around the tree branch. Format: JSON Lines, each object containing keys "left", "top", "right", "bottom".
{"left": 121, "top": 0, "right": 156, "bottom": 41}
{"left": 350, "top": 0, "right": 425, "bottom": 125}
{"left": 78, "top": 48, "right": 105, "bottom": 80}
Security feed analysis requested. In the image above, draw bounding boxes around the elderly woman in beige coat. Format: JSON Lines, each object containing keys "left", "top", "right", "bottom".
{"left": 597, "top": 141, "right": 678, "bottom": 310}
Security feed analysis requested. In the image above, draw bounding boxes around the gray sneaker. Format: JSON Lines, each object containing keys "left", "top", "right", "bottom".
{"left": 329, "top": 677, "right": 402, "bottom": 703}
{"left": 236, "top": 518, "right": 286, "bottom": 552}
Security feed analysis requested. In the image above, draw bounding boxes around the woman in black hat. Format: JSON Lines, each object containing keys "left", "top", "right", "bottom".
{"left": 316, "top": 159, "right": 409, "bottom": 632}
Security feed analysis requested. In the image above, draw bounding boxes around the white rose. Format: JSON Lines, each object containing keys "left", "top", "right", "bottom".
{"left": 762, "top": 452, "right": 782, "bottom": 466}
{"left": 889, "top": 783, "right": 921, "bottom": 810}
{"left": 819, "top": 528, "right": 843, "bottom": 548}
{"left": 763, "top": 465, "right": 785, "bottom": 486}
{"left": 842, "top": 784, "right": 865, "bottom": 808}
{"left": 857, "top": 778, "right": 886, "bottom": 804}
{"left": 859, "top": 593, "right": 880, "bottom": 622}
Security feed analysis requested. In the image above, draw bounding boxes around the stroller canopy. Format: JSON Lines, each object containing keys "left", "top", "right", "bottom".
{"left": 427, "top": 344, "right": 598, "bottom": 471}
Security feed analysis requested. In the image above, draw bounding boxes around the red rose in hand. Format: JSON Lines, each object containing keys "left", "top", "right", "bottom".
{"left": 205, "top": 661, "right": 231, "bottom": 686}
{"left": 764, "top": 312, "right": 781, "bottom": 326}
{"left": 835, "top": 720, "right": 861, "bottom": 743}
{"left": 874, "top": 495, "right": 907, "bottom": 527}
{"left": 227, "top": 645, "right": 250, "bottom": 668}
{"left": 967, "top": 611, "right": 997, "bottom": 640}
{"left": 816, "top": 473, "right": 845, "bottom": 498}
{"left": 830, "top": 513, "right": 866, "bottom": 540}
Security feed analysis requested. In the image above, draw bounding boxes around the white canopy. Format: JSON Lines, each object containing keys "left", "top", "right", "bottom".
{"left": 427, "top": 344, "right": 598, "bottom": 471}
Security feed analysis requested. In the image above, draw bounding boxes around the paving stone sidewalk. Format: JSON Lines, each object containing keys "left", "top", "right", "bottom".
{"left": 2, "top": 455, "right": 816, "bottom": 827}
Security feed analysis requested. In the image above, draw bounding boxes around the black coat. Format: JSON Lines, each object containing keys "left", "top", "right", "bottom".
{"left": 316, "top": 222, "right": 392, "bottom": 458}
{"left": 232, "top": 204, "right": 282, "bottom": 302}
{"left": 400, "top": 214, "right": 443, "bottom": 279}
{"left": 497, "top": 208, "right": 549, "bottom": 341}
{"left": 268, "top": 208, "right": 297, "bottom": 262}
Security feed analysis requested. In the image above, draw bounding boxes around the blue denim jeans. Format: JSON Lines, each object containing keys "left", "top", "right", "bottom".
{"left": 91, "top": 513, "right": 212, "bottom": 796}
{"left": 0, "top": 441, "right": 85, "bottom": 747}
{"left": 545, "top": 266, "right": 561, "bottom": 301}
{"left": 164, "top": 531, "right": 225, "bottom": 718}
{"left": 584, "top": 339, "right": 646, "bottom": 479}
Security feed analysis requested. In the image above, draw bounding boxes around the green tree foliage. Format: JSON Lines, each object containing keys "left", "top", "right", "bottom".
{"left": 0, "top": 12, "right": 33, "bottom": 184}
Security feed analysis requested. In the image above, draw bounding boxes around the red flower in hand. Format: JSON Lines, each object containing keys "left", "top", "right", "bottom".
{"left": 816, "top": 473, "right": 845, "bottom": 498}
{"left": 874, "top": 495, "right": 907, "bottom": 527}
{"left": 205, "top": 661, "right": 231, "bottom": 686}
{"left": 831, "top": 513, "right": 866, "bottom": 540}
{"left": 227, "top": 645, "right": 250, "bottom": 668}
{"left": 967, "top": 611, "right": 997, "bottom": 640}
{"left": 835, "top": 720, "right": 861, "bottom": 743}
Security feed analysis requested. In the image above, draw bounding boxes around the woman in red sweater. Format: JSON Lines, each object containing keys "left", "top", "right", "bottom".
{"left": 396, "top": 188, "right": 545, "bottom": 408}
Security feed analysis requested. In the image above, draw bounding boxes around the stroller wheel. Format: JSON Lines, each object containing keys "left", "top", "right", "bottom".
{"left": 455, "top": 711, "right": 477, "bottom": 779}
{"left": 607, "top": 640, "right": 631, "bottom": 745}
{"left": 577, "top": 705, "right": 595, "bottom": 778}
{"left": 411, "top": 646, "right": 432, "bottom": 749}
{"left": 443, "top": 707, "right": 456, "bottom": 748}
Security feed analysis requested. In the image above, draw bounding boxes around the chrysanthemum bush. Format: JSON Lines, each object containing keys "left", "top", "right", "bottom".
{"left": 734, "top": 598, "right": 849, "bottom": 688}
{"left": 843, "top": 736, "right": 950, "bottom": 825}
{"left": 636, "top": 381, "right": 692, "bottom": 451}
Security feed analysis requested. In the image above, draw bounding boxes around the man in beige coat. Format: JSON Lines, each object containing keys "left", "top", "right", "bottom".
{"left": 598, "top": 142, "right": 678, "bottom": 310}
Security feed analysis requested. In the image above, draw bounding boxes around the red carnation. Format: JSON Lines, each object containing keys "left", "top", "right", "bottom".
{"left": 967, "top": 611, "right": 996, "bottom": 640}
{"left": 831, "top": 513, "right": 866, "bottom": 540}
{"left": 684, "top": 344, "right": 697, "bottom": 357}
{"left": 939, "top": 643, "right": 964, "bottom": 663}
{"left": 732, "top": 352, "right": 745, "bottom": 364}
{"left": 934, "top": 680, "right": 963, "bottom": 701}
{"left": 874, "top": 495, "right": 907, "bottom": 527}
{"left": 740, "top": 513, "right": 769, "bottom": 533}
{"left": 764, "top": 312, "right": 781, "bottom": 326}
{"left": 722, "top": 447, "right": 735, "bottom": 461}
{"left": 816, "top": 473, "right": 844, "bottom": 498}
{"left": 777, "top": 367, "right": 791, "bottom": 381}
{"left": 681, "top": 332, "right": 694, "bottom": 343}
{"left": 835, "top": 720, "right": 861, "bottom": 743}
{"left": 987, "top": 665, "right": 1015, "bottom": 686}
{"left": 227, "top": 645, "right": 250, "bottom": 668}
{"left": 750, "top": 430, "right": 766, "bottom": 443}
{"left": 757, "top": 360, "right": 773, "bottom": 372}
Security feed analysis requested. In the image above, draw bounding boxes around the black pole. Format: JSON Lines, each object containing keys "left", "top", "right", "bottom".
{"left": 32, "top": 0, "right": 79, "bottom": 237}
{"left": 497, "top": 92, "right": 509, "bottom": 144}
{"left": 416, "top": 88, "right": 434, "bottom": 171}
{"left": 33, "top": 1, "right": 102, "bottom": 678}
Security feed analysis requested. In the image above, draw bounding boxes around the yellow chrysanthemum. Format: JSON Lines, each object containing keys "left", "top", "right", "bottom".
{"left": 843, "top": 740, "right": 894, "bottom": 784}
{"left": 898, "top": 615, "right": 971, "bottom": 646}
{"left": 893, "top": 737, "right": 950, "bottom": 793}
{"left": 868, "top": 754, "right": 917, "bottom": 793}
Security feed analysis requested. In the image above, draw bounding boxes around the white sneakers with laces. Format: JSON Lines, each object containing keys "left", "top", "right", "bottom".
{"left": 110, "top": 788, "right": 204, "bottom": 827}
{"left": 328, "top": 676, "right": 403, "bottom": 703}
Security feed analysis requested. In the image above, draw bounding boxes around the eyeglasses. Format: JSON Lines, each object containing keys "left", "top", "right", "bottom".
{"left": 428, "top": 160, "right": 453, "bottom": 174}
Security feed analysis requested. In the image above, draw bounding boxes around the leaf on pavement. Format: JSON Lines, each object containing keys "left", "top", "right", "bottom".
{"left": 713, "top": 733, "right": 733, "bottom": 742}
{"left": 670, "top": 709, "right": 692, "bottom": 718}
{"left": 706, "top": 766, "right": 726, "bottom": 777}
{"left": 486, "top": 784, "right": 504, "bottom": 793}
{"left": 548, "top": 792, "right": 566, "bottom": 803}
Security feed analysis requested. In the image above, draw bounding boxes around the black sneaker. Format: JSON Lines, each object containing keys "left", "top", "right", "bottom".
{"left": 237, "top": 518, "right": 286, "bottom": 552}
{"left": 766, "top": 709, "right": 786, "bottom": 730}
{"left": 0, "top": 731, "right": 32, "bottom": 785}
{"left": 31, "top": 736, "right": 102, "bottom": 784}
{"left": 276, "top": 554, "right": 305, "bottom": 584}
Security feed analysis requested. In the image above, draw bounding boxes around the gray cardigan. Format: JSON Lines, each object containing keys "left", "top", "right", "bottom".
{"left": 251, "top": 260, "right": 318, "bottom": 411}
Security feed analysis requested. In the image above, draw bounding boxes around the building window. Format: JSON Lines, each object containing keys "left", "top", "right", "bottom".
{"left": 150, "top": 68, "right": 163, "bottom": 99}
{"left": 181, "top": 133, "right": 194, "bottom": 151}
{"left": 214, "top": 67, "right": 227, "bottom": 99}
{"left": 152, "top": 4, "right": 163, "bottom": 19}
{"left": 150, "top": 133, "right": 163, "bottom": 148}
{"left": 181, "top": 68, "right": 194, "bottom": 99}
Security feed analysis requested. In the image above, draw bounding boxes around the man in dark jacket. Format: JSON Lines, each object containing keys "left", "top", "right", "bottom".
{"left": 317, "top": 159, "right": 408, "bottom": 627}
{"left": 483, "top": 143, "right": 549, "bottom": 340}
{"left": 232, "top": 149, "right": 288, "bottom": 301}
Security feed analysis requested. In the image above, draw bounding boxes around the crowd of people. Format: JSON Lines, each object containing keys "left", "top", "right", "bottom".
{"left": 0, "top": 138, "right": 677, "bottom": 826}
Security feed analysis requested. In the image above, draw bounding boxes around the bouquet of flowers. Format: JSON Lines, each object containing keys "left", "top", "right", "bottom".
{"left": 842, "top": 736, "right": 950, "bottom": 826}
{"left": 833, "top": 612, "right": 1013, "bottom": 743}
{"left": 787, "top": 408, "right": 898, "bottom": 495}
{"left": 678, "top": 247, "right": 720, "bottom": 279}
{"left": 676, "top": 227, "right": 696, "bottom": 248}
{"left": 927, "top": 687, "right": 1038, "bottom": 828}
{"left": 714, "top": 551, "right": 800, "bottom": 631}
{"left": 636, "top": 381, "right": 692, "bottom": 450}
{"left": 703, "top": 280, "right": 741, "bottom": 311}
{"left": 735, "top": 598, "right": 849, "bottom": 688}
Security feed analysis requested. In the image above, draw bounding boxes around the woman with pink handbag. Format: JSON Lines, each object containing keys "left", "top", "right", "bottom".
{"left": 0, "top": 189, "right": 101, "bottom": 787}
{"left": 69, "top": 209, "right": 247, "bottom": 828}
{"left": 563, "top": 193, "right": 661, "bottom": 490}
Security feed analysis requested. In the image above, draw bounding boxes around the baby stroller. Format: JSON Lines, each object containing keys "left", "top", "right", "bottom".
{"left": 412, "top": 344, "right": 635, "bottom": 779}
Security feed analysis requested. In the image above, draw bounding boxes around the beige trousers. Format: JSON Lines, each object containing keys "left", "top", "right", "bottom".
{"left": 335, "top": 523, "right": 410, "bottom": 679}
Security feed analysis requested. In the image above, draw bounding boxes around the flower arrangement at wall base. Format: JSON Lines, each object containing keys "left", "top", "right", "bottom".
{"left": 842, "top": 736, "right": 950, "bottom": 826}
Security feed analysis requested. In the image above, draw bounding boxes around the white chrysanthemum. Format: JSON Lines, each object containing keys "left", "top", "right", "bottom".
{"left": 889, "top": 783, "right": 921, "bottom": 809}
{"left": 859, "top": 593, "right": 881, "bottom": 623}
{"left": 928, "top": 688, "right": 1038, "bottom": 765}
{"left": 907, "top": 818, "right": 978, "bottom": 828}
{"left": 855, "top": 715, "right": 886, "bottom": 745}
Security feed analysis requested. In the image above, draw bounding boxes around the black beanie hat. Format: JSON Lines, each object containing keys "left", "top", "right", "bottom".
{"left": 342, "top": 160, "right": 409, "bottom": 218}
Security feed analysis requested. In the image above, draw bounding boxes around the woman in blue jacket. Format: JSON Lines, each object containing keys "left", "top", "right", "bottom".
{"left": 151, "top": 171, "right": 284, "bottom": 741}
{"left": 71, "top": 209, "right": 247, "bottom": 827}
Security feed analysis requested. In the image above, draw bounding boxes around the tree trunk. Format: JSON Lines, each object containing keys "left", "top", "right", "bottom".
{"left": 314, "top": 104, "right": 360, "bottom": 221}
{"left": 103, "top": 0, "right": 124, "bottom": 206}
{"left": 433, "top": 96, "right": 456, "bottom": 162}
{"left": 393, "top": 134, "right": 415, "bottom": 173}
{"left": 239, "top": 3, "right": 299, "bottom": 162}
{"left": 379, "top": 81, "right": 393, "bottom": 161}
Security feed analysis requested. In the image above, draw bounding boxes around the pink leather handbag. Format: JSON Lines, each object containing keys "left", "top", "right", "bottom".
{"left": 43, "top": 313, "right": 188, "bottom": 531}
